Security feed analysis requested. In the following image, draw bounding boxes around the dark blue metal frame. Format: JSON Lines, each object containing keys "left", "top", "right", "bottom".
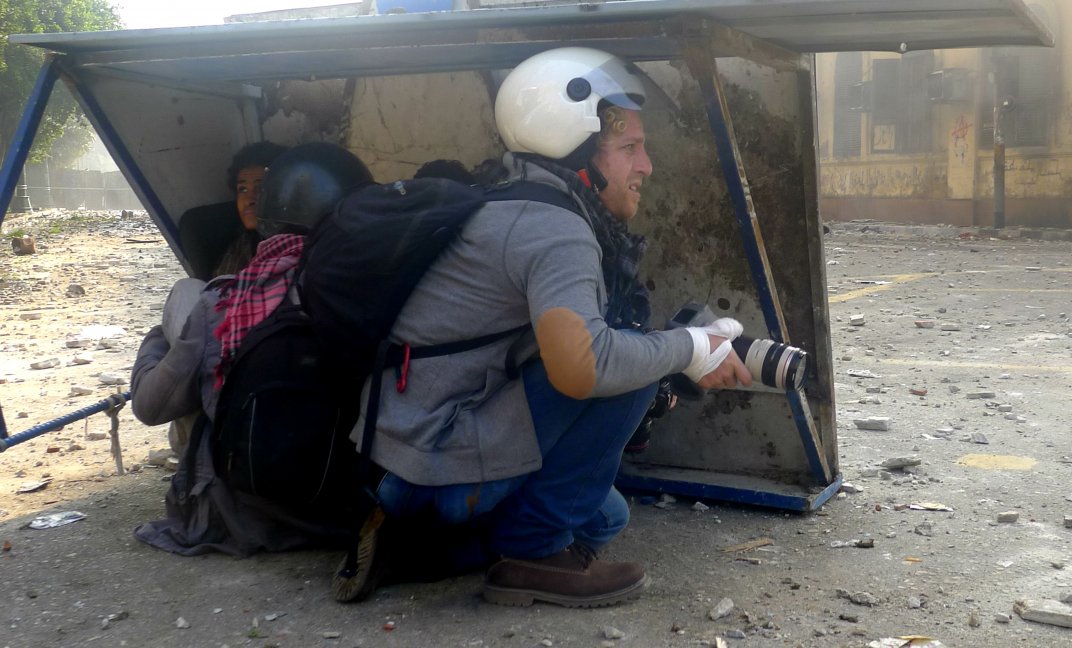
{"left": 0, "top": 59, "right": 59, "bottom": 230}
{"left": 617, "top": 470, "right": 842, "bottom": 512}
{"left": 786, "top": 387, "right": 832, "bottom": 482}
{"left": 688, "top": 52, "right": 787, "bottom": 343}
{"left": 681, "top": 47, "right": 834, "bottom": 492}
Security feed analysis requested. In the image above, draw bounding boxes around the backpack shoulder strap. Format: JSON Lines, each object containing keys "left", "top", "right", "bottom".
{"left": 484, "top": 180, "right": 582, "bottom": 216}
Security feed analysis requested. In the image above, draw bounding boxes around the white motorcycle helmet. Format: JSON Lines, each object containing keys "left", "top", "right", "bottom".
{"left": 495, "top": 47, "right": 646, "bottom": 161}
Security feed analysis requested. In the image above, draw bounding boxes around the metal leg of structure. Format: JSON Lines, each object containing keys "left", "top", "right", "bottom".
{"left": 0, "top": 60, "right": 59, "bottom": 228}
{"left": 684, "top": 47, "right": 833, "bottom": 487}
{"left": 0, "top": 392, "right": 130, "bottom": 453}
{"left": 56, "top": 64, "right": 181, "bottom": 253}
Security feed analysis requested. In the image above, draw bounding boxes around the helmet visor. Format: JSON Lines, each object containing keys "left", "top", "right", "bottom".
{"left": 583, "top": 59, "right": 645, "bottom": 110}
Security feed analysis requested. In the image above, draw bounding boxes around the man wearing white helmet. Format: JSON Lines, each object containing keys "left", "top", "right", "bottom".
{"left": 349, "top": 47, "right": 750, "bottom": 608}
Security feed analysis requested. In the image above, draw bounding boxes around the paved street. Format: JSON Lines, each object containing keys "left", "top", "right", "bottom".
{"left": 1, "top": 216, "right": 1071, "bottom": 647}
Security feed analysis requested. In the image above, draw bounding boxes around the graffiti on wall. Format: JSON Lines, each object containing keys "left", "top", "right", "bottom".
{"left": 872, "top": 125, "right": 896, "bottom": 152}
{"left": 821, "top": 162, "right": 947, "bottom": 198}
{"left": 950, "top": 115, "right": 971, "bottom": 164}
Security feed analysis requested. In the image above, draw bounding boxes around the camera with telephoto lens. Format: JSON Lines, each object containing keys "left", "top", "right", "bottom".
{"left": 667, "top": 302, "right": 808, "bottom": 396}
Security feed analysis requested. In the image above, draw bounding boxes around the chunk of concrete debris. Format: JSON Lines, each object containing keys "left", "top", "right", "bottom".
{"left": 72, "top": 353, "right": 94, "bottom": 365}
{"left": 914, "top": 320, "right": 937, "bottom": 329}
{"left": 910, "top": 502, "right": 953, "bottom": 512}
{"left": 840, "top": 482, "right": 863, "bottom": 494}
{"left": 30, "top": 358, "right": 60, "bottom": 370}
{"left": 848, "top": 369, "right": 882, "bottom": 378}
{"left": 97, "top": 372, "right": 128, "bottom": 385}
{"left": 836, "top": 589, "right": 880, "bottom": 606}
{"left": 997, "top": 404, "right": 1013, "bottom": 412}
{"left": 68, "top": 385, "right": 93, "bottom": 397}
{"left": 1014, "top": 599, "right": 1072, "bottom": 628}
{"left": 881, "top": 457, "right": 921, "bottom": 470}
{"left": 146, "top": 449, "right": 172, "bottom": 467}
{"left": 995, "top": 612, "right": 1011, "bottom": 624}
{"left": 1063, "top": 516, "right": 1072, "bottom": 529}
{"left": 602, "top": 626, "right": 625, "bottom": 640}
{"left": 996, "top": 511, "right": 1019, "bottom": 523}
{"left": 692, "top": 501, "right": 710, "bottom": 512}
{"left": 850, "top": 314, "right": 866, "bottom": 326}
{"left": 19, "top": 312, "right": 42, "bottom": 321}
{"left": 969, "top": 433, "right": 989, "bottom": 445}
{"left": 654, "top": 493, "right": 677, "bottom": 509}
{"left": 830, "top": 539, "right": 874, "bottom": 549}
{"left": 87, "top": 432, "right": 108, "bottom": 441}
{"left": 966, "top": 391, "right": 996, "bottom": 399}
{"left": 854, "top": 417, "right": 891, "bottom": 431}
{"left": 708, "top": 597, "right": 735, "bottom": 620}
{"left": 939, "top": 323, "right": 962, "bottom": 331}
{"left": 65, "top": 336, "right": 92, "bottom": 348}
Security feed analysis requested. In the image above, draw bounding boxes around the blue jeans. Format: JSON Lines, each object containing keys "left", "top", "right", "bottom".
{"left": 376, "top": 359, "right": 657, "bottom": 562}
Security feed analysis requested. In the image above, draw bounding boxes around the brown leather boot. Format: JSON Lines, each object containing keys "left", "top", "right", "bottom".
{"left": 483, "top": 543, "right": 650, "bottom": 608}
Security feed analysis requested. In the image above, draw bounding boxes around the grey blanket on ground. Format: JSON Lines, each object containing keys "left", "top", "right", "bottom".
{"left": 133, "top": 418, "right": 352, "bottom": 557}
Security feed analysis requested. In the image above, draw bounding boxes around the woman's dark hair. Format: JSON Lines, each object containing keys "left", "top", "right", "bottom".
{"left": 226, "top": 141, "right": 289, "bottom": 191}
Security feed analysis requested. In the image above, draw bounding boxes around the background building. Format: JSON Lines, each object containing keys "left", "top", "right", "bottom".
{"left": 816, "top": 0, "right": 1067, "bottom": 228}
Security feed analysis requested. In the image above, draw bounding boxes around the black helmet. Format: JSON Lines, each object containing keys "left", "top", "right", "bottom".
{"left": 256, "top": 142, "right": 374, "bottom": 237}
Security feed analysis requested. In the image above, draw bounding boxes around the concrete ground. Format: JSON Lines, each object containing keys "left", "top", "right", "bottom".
{"left": 1, "top": 213, "right": 1071, "bottom": 647}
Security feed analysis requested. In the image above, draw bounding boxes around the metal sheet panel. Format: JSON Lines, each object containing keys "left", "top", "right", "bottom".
{"left": 9, "top": 1, "right": 1053, "bottom": 86}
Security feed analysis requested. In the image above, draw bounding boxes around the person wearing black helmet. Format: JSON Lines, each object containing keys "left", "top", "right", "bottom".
{"left": 130, "top": 142, "right": 374, "bottom": 555}
{"left": 351, "top": 48, "right": 750, "bottom": 608}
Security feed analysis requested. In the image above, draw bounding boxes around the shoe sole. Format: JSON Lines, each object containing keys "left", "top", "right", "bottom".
{"left": 483, "top": 573, "right": 651, "bottom": 609}
{"left": 331, "top": 506, "right": 386, "bottom": 603}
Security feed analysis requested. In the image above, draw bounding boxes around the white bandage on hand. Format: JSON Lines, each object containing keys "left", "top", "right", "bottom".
{"left": 703, "top": 317, "right": 744, "bottom": 341}
{"left": 681, "top": 317, "right": 743, "bottom": 382}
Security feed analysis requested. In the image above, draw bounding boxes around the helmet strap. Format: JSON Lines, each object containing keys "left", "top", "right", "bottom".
{"left": 583, "top": 163, "right": 608, "bottom": 193}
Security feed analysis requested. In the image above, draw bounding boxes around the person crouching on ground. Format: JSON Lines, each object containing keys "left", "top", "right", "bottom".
{"left": 130, "top": 143, "right": 375, "bottom": 556}
{"left": 341, "top": 47, "right": 751, "bottom": 608}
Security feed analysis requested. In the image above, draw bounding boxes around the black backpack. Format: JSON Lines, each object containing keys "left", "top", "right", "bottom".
{"left": 209, "top": 177, "right": 580, "bottom": 511}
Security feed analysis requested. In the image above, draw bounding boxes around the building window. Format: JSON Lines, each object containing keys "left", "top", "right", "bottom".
{"left": 871, "top": 52, "right": 934, "bottom": 154}
{"left": 980, "top": 2, "right": 1059, "bottom": 148}
{"left": 833, "top": 52, "right": 862, "bottom": 158}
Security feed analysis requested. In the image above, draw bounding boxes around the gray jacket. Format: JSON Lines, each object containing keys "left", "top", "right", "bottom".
{"left": 355, "top": 155, "right": 695, "bottom": 486}
{"left": 131, "top": 284, "right": 224, "bottom": 426}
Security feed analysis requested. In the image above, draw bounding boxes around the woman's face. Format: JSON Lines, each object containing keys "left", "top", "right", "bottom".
{"left": 235, "top": 166, "right": 268, "bottom": 230}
